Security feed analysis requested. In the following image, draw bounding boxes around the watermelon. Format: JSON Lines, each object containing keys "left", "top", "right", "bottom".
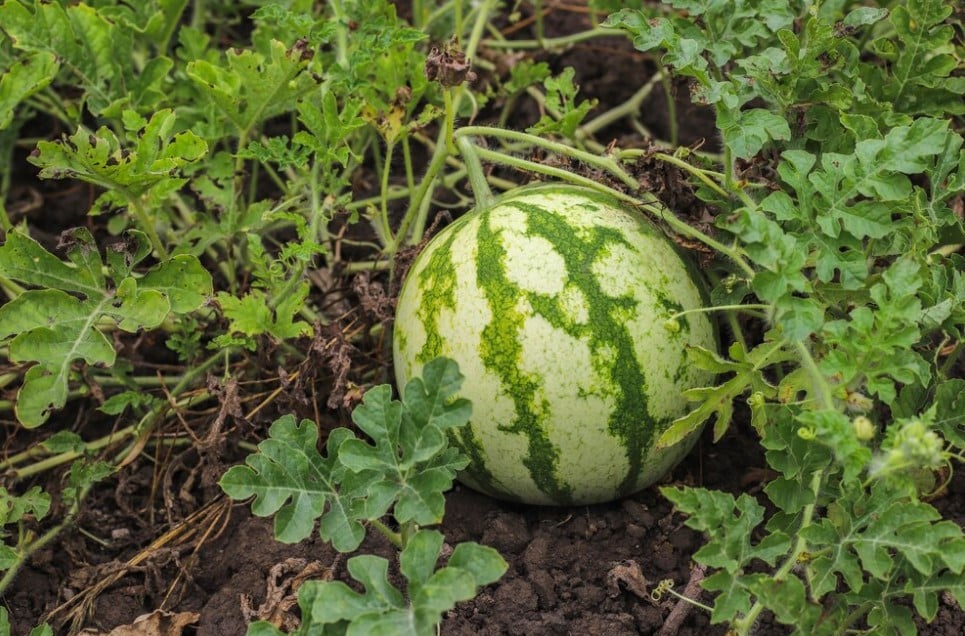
{"left": 393, "top": 183, "right": 717, "bottom": 505}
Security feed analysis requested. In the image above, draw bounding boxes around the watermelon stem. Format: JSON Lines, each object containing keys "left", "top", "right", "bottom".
{"left": 443, "top": 88, "right": 458, "bottom": 156}
{"left": 649, "top": 206, "right": 756, "bottom": 278}
{"left": 617, "top": 147, "right": 757, "bottom": 209}
{"left": 455, "top": 125, "right": 639, "bottom": 190}
{"left": 668, "top": 304, "right": 769, "bottom": 322}
{"left": 377, "top": 139, "right": 398, "bottom": 246}
{"left": 456, "top": 135, "right": 494, "bottom": 208}
{"left": 390, "top": 0, "right": 496, "bottom": 254}
{"left": 576, "top": 70, "right": 663, "bottom": 141}
{"left": 731, "top": 470, "right": 824, "bottom": 636}
{"left": 793, "top": 340, "right": 834, "bottom": 412}
{"left": 452, "top": 125, "right": 757, "bottom": 277}
{"left": 481, "top": 25, "right": 621, "bottom": 51}
{"left": 470, "top": 143, "right": 639, "bottom": 203}
{"left": 368, "top": 517, "right": 404, "bottom": 550}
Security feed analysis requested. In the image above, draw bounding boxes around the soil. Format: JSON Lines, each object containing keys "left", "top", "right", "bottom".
{"left": 6, "top": 422, "right": 964, "bottom": 636}
{"left": 2, "top": 3, "right": 963, "bottom": 636}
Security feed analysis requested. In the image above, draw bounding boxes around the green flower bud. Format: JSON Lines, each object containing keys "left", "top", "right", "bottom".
{"left": 896, "top": 419, "right": 944, "bottom": 468}
{"left": 747, "top": 391, "right": 765, "bottom": 409}
{"left": 853, "top": 416, "right": 875, "bottom": 441}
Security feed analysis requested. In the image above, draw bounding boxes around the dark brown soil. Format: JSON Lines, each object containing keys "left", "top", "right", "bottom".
{"left": 2, "top": 3, "right": 963, "bottom": 636}
{"left": 5, "top": 418, "right": 963, "bottom": 636}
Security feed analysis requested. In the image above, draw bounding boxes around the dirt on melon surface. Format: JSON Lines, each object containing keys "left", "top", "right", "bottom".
{"left": 2, "top": 4, "right": 964, "bottom": 636}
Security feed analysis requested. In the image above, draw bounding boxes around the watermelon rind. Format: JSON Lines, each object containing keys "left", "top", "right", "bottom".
{"left": 393, "top": 183, "right": 717, "bottom": 505}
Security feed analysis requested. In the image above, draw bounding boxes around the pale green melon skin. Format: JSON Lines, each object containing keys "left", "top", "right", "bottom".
{"left": 393, "top": 184, "right": 716, "bottom": 506}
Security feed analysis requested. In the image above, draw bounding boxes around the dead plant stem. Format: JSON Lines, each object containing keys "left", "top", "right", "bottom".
{"left": 656, "top": 564, "right": 707, "bottom": 636}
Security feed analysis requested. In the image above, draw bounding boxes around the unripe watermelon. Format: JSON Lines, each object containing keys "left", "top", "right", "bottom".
{"left": 393, "top": 183, "right": 716, "bottom": 505}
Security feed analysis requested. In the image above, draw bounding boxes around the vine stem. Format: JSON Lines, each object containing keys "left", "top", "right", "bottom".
{"left": 456, "top": 136, "right": 494, "bottom": 209}
{"left": 269, "top": 162, "right": 335, "bottom": 311}
{"left": 481, "top": 26, "right": 621, "bottom": 50}
{"left": 6, "top": 350, "right": 228, "bottom": 480}
{"left": 328, "top": 0, "right": 350, "bottom": 69}
{"left": 647, "top": 203, "right": 755, "bottom": 277}
{"left": 669, "top": 303, "right": 769, "bottom": 320}
{"left": 472, "top": 145, "right": 637, "bottom": 202}
{"left": 389, "top": 0, "right": 496, "bottom": 253}
{"left": 0, "top": 348, "right": 229, "bottom": 595}
{"left": 0, "top": 273, "right": 26, "bottom": 301}
{"left": 577, "top": 71, "right": 664, "bottom": 140}
{"left": 129, "top": 195, "right": 169, "bottom": 260}
{"left": 443, "top": 90, "right": 458, "bottom": 156}
{"left": 730, "top": 340, "right": 833, "bottom": 633}
{"left": 733, "top": 470, "right": 824, "bottom": 636}
{"left": 378, "top": 140, "right": 397, "bottom": 243}
{"left": 658, "top": 66, "right": 679, "bottom": 147}
{"left": 454, "top": 125, "right": 638, "bottom": 190}
{"left": 369, "top": 518, "right": 403, "bottom": 550}
{"left": 452, "top": 125, "right": 756, "bottom": 277}
{"left": 0, "top": 484, "right": 92, "bottom": 596}
{"left": 794, "top": 340, "right": 834, "bottom": 411}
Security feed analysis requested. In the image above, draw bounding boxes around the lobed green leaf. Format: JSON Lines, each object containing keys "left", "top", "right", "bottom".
{"left": 0, "top": 51, "right": 57, "bottom": 130}
{"left": 339, "top": 359, "right": 471, "bottom": 526}
{"left": 295, "top": 529, "right": 506, "bottom": 636}
{"left": 29, "top": 109, "right": 207, "bottom": 199}
{"left": 219, "top": 419, "right": 365, "bottom": 551}
{"left": 186, "top": 39, "right": 319, "bottom": 138}
{"left": 0, "top": 229, "right": 210, "bottom": 426}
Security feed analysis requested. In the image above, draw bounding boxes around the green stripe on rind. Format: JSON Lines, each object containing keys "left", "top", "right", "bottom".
{"left": 405, "top": 214, "right": 516, "bottom": 499}
{"left": 506, "top": 201, "right": 656, "bottom": 499}
{"left": 450, "top": 420, "right": 522, "bottom": 503}
{"left": 476, "top": 207, "right": 574, "bottom": 504}
{"left": 413, "top": 215, "right": 468, "bottom": 365}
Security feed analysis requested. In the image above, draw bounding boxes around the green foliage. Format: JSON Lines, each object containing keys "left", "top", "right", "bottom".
{"left": 664, "top": 410, "right": 965, "bottom": 636}
{"left": 98, "top": 390, "right": 165, "bottom": 416}
{"left": 606, "top": 1, "right": 964, "bottom": 633}
{"left": 186, "top": 38, "right": 319, "bottom": 139}
{"left": 527, "top": 68, "right": 597, "bottom": 138}
{"left": 502, "top": 60, "right": 551, "bottom": 96}
{"left": 1, "top": 458, "right": 113, "bottom": 617}
{"left": 657, "top": 338, "right": 796, "bottom": 447}
{"left": 252, "top": 529, "right": 505, "bottom": 636}
{"left": 1, "top": 0, "right": 962, "bottom": 633}
{"left": 605, "top": 0, "right": 796, "bottom": 158}
{"left": 0, "top": 229, "right": 211, "bottom": 426}
{"left": 0, "top": 486, "right": 50, "bottom": 569}
{"left": 606, "top": 0, "right": 964, "bottom": 158}
{"left": 221, "top": 357, "right": 471, "bottom": 551}
{"left": 0, "top": 0, "right": 440, "bottom": 428}
{"left": 0, "top": 51, "right": 55, "bottom": 129}
{"left": 1, "top": 6, "right": 456, "bottom": 614}
{"left": 873, "top": 0, "right": 963, "bottom": 117}
{"left": 29, "top": 109, "right": 207, "bottom": 202}
{"left": 214, "top": 285, "right": 313, "bottom": 349}
{"left": 222, "top": 358, "right": 506, "bottom": 634}
{"left": 0, "top": 0, "right": 180, "bottom": 118}
{"left": 221, "top": 416, "right": 362, "bottom": 549}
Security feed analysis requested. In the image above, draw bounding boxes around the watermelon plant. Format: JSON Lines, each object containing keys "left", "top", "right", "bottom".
{"left": 394, "top": 183, "right": 717, "bottom": 505}
{"left": 0, "top": 0, "right": 962, "bottom": 635}
{"left": 220, "top": 357, "right": 507, "bottom": 635}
